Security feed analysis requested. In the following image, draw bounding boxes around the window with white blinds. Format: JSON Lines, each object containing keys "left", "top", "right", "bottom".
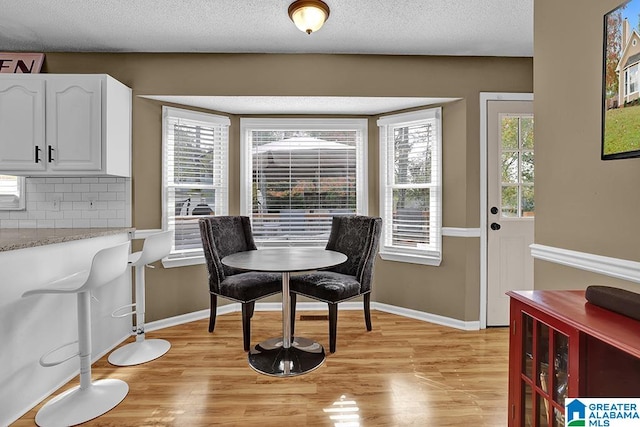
{"left": 378, "top": 108, "right": 442, "bottom": 266}
{"left": 0, "top": 175, "right": 25, "bottom": 210}
{"left": 240, "top": 118, "right": 368, "bottom": 246}
{"left": 163, "top": 107, "right": 229, "bottom": 260}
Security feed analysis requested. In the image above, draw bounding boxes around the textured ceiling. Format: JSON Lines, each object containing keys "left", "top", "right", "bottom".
{"left": 0, "top": 0, "right": 533, "bottom": 56}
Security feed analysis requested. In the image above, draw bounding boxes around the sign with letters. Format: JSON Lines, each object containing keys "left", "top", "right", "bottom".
{"left": 0, "top": 53, "right": 44, "bottom": 73}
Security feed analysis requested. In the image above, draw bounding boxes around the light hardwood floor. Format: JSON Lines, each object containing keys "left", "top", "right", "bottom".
{"left": 15, "top": 310, "right": 509, "bottom": 426}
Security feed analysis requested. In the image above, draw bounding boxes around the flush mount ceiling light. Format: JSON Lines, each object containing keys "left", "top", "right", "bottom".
{"left": 288, "top": 0, "right": 330, "bottom": 35}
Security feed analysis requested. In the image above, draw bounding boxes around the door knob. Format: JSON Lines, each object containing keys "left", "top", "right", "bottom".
{"left": 490, "top": 207, "right": 498, "bottom": 215}
{"left": 490, "top": 222, "right": 501, "bottom": 231}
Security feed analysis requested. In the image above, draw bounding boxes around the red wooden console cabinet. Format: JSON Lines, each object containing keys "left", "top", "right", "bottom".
{"left": 507, "top": 290, "right": 640, "bottom": 426}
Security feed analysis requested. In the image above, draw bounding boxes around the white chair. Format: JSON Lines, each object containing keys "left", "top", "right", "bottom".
{"left": 108, "top": 231, "right": 172, "bottom": 366}
{"left": 22, "top": 241, "right": 131, "bottom": 427}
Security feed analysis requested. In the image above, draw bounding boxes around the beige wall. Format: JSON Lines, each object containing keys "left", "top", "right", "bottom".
{"left": 534, "top": 0, "right": 640, "bottom": 291}
{"left": 41, "top": 53, "right": 532, "bottom": 322}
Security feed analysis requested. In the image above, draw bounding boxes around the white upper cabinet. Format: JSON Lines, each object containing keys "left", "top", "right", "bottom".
{"left": 0, "top": 74, "right": 131, "bottom": 177}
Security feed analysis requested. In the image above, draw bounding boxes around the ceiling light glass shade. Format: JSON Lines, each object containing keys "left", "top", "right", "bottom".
{"left": 288, "top": 0, "right": 330, "bottom": 34}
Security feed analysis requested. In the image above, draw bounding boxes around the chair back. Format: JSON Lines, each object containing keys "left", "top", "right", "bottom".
{"left": 325, "top": 216, "right": 382, "bottom": 293}
{"left": 136, "top": 230, "right": 172, "bottom": 266}
{"left": 80, "top": 241, "right": 131, "bottom": 292}
{"left": 199, "top": 216, "right": 257, "bottom": 292}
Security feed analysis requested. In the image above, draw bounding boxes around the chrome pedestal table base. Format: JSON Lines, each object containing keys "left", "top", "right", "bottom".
{"left": 221, "top": 248, "right": 346, "bottom": 377}
{"left": 248, "top": 336, "right": 325, "bottom": 377}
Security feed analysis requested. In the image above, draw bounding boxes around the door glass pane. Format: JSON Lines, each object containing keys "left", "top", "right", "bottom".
{"left": 502, "top": 186, "right": 518, "bottom": 217}
{"left": 522, "top": 186, "right": 535, "bottom": 217}
{"left": 538, "top": 393, "right": 550, "bottom": 427}
{"left": 501, "top": 152, "right": 519, "bottom": 183}
{"left": 521, "top": 117, "right": 534, "bottom": 149}
{"left": 553, "top": 332, "right": 569, "bottom": 407}
{"left": 501, "top": 116, "right": 520, "bottom": 149}
{"left": 537, "top": 323, "right": 549, "bottom": 392}
{"left": 522, "top": 382, "right": 534, "bottom": 427}
{"left": 523, "top": 314, "right": 533, "bottom": 379}
{"left": 522, "top": 152, "right": 534, "bottom": 183}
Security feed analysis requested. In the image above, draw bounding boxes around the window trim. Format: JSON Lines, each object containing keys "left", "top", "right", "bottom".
{"left": 161, "top": 106, "right": 230, "bottom": 268}
{"left": 239, "top": 117, "right": 369, "bottom": 247}
{"left": 377, "top": 108, "right": 443, "bottom": 266}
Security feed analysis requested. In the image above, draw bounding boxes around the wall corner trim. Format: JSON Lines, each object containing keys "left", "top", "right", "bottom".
{"left": 530, "top": 243, "right": 640, "bottom": 284}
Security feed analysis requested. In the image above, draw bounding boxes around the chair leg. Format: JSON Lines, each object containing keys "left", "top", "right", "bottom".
{"left": 364, "top": 293, "right": 372, "bottom": 331}
{"left": 208, "top": 294, "right": 217, "bottom": 333}
{"left": 328, "top": 303, "right": 338, "bottom": 353}
{"left": 241, "top": 302, "right": 254, "bottom": 352}
{"left": 247, "top": 300, "right": 255, "bottom": 319}
{"left": 290, "top": 293, "right": 297, "bottom": 336}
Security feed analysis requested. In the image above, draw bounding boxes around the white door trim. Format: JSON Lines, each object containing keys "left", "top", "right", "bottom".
{"left": 479, "top": 92, "right": 533, "bottom": 329}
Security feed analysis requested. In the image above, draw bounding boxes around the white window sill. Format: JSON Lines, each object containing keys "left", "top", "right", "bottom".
{"left": 162, "top": 254, "right": 205, "bottom": 268}
{"left": 379, "top": 251, "right": 441, "bottom": 266}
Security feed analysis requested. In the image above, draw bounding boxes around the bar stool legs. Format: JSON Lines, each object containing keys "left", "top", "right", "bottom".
{"left": 36, "top": 291, "right": 129, "bottom": 426}
{"left": 108, "top": 262, "right": 170, "bottom": 365}
{"left": 21, "top": 242, "right": 131, "bottom": 426}
{"left": 108, "top": 230, "right": 172, "bottom": 366}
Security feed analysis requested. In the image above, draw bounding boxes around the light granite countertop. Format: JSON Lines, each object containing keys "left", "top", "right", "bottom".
{"left": 0, "top": 228, "right": 135, "bottom": 252}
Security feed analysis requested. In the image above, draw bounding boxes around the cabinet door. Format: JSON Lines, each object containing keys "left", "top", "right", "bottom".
{"left": 46, "top": 78, "right": 102, "bottom": 171}
{"left": 0, "top": 79, "right": 46, "bottom": 171}
{"left": 512, "top": 309, "right": 570, "bottom": 427}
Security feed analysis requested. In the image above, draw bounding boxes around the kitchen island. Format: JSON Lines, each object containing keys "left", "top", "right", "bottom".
{"left": 0, "top": 228, "right": 134, "bottom": 425}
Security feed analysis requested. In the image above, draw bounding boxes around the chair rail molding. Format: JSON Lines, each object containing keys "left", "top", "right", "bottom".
{"left": 442, "top": 227, "right": 481, "bottom": 237}
{"left": 530, "top": 243, "right": 640, "bottom": 284}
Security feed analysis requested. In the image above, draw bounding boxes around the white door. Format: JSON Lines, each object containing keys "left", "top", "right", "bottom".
{"left": 487, "top": 100, "right": 534, "bottom": 326}
{"left": 47, "top": 77, "right": 102, "bottom": 172}
{"left": 0, "top": 78, "right": 46, "bottom": 171}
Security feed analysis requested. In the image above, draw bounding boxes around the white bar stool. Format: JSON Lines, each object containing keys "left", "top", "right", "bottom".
{"left": 22, "top": 241, "right": 131, "bottom": 427}
{"left": 108, "top": 230, "right": 172, "bottom": 366}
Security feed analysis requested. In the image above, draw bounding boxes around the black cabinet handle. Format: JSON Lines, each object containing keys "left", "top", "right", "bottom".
{"left": 35, "top": 146, "right": 41, "bottom": 163}
{"left": 490, "top": 222, "right": 501, "bottom": 231}
{"left": 48, "top": 145, "right": 54, "bottom": 162}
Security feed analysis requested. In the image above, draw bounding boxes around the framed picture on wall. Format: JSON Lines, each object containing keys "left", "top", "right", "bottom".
{"left": 602, "top": 0, "right": 640, "bottom": 159}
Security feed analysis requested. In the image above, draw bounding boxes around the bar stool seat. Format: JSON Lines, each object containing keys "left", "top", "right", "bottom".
{"left": 108, "top": 231, "right": 172, "bottom": 366}
{"left": 22, "top": 241, "right": 131, "bottom": 427}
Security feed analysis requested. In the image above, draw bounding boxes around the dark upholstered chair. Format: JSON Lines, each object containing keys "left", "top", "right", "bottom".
{"left": 199, "top": 216, "right": 282, "bottom": 351}
{"left": 290, "top": 215, "right": 382, "bottom": 353}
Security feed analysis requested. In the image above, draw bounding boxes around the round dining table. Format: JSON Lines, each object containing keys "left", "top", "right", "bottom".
{"left": 222, "top": 247, "right": 347, "bottom": 377}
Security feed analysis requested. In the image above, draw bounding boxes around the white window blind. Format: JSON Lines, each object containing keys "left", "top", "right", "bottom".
{"left": 163, "top": 107, "right": 229, "bottom": 259}
{"left": 241, "top": 118, "right": 367, "bottom": 246}
{"left": 378, "top": 108, "right": 442, "bottom": 265}
{"left": 0, "top": 175, "right": 25, "bottom": 210}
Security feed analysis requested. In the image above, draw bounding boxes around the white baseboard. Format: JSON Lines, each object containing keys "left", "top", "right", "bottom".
{"left": 145, "top": 301, "right": 478, "bottom": 333}
{"left": 373, "top": 302, "right": 480, "bottom": 330}
{"left": 530, "top": 243, "right": 640, "bottom": 284}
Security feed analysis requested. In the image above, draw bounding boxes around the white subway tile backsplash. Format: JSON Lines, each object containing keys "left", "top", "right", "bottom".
{"left": 72, "top": 184, "right": 90, "bottom": 193}
{"left": 36, "top": 184, "right": 55, "bottom": 192}
{"left": 63, "top": 192, "right": 82, "bottom": 202}
{"left": 90, "top": 183, "right": 108, "bottom": 192}
{"left": 54, "top": 184, "right": 73, "bottom": 193}
{"left": 0, "top": 177, "right": 131, "bottom": 229}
